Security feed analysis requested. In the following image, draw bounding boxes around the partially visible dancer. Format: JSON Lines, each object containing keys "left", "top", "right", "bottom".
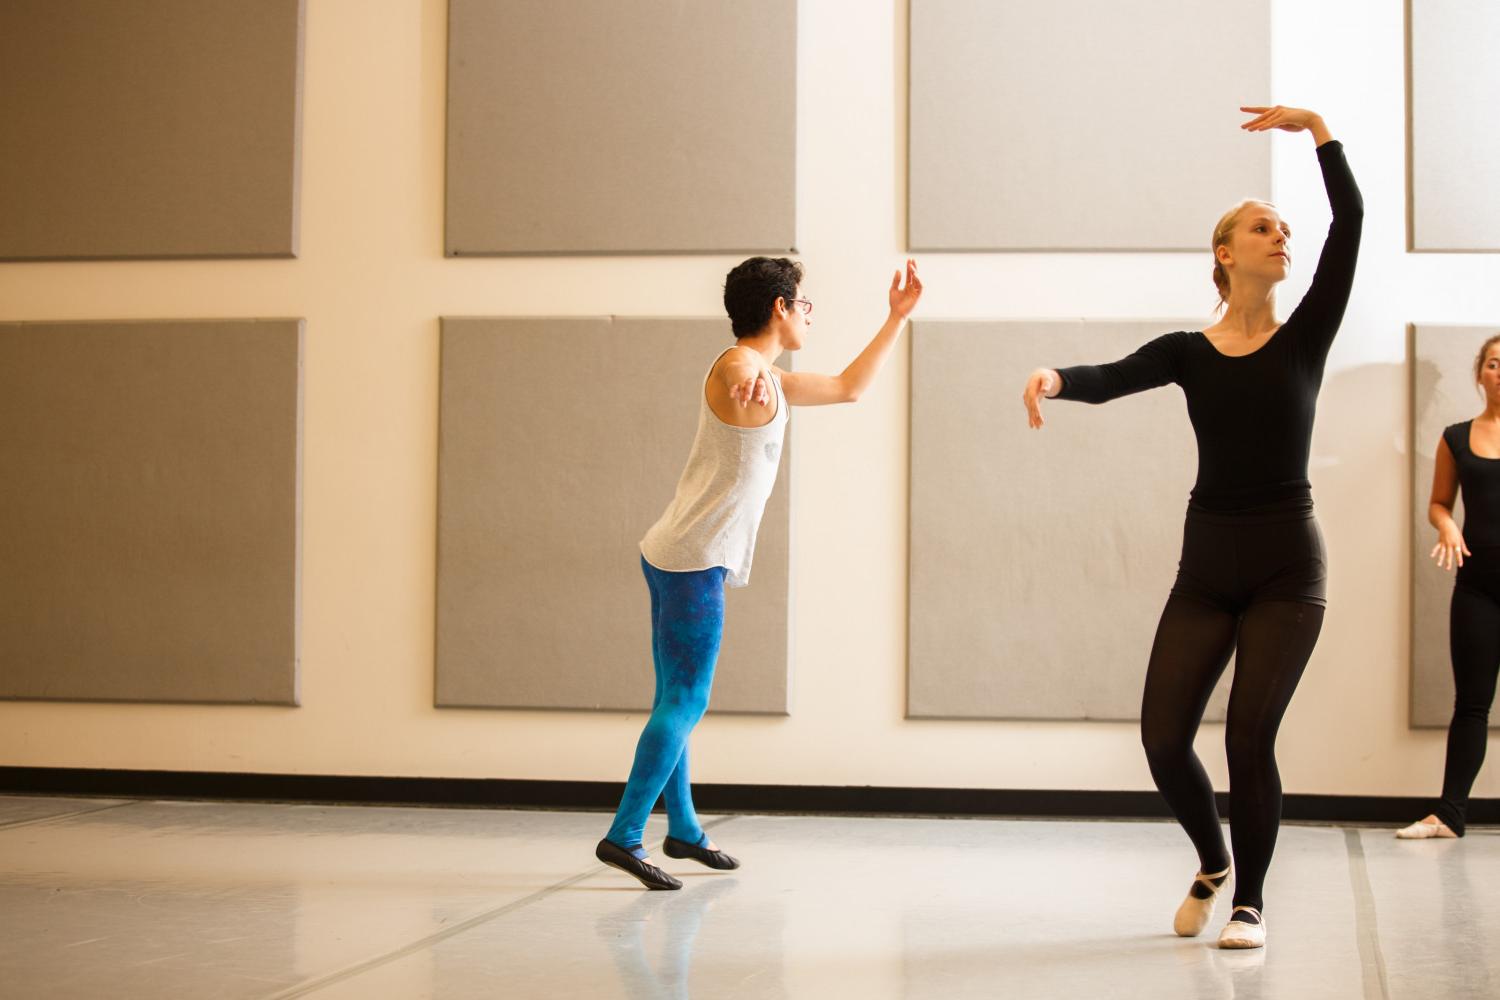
{"left": 1021, "top": 106, "right": 1362, "bottom": 949}
{"left": 1398, "top": 333, "right": 1500, "bottom": 841}
{"left": 595, "top": 257, "right": 922, "bottom": 890}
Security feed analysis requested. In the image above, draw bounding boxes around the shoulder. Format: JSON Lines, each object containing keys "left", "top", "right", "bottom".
{"left": 1156, "top": 330, "right": 1200, "bottom": 349}
{"left": 1136, "top": 330, "right": 1198, "bottom": 362}
{"left": 710, "top": 345, "right": 760, "bottom": 377}
{"left": 1443, "top": 421, "right": 1471, "bottom": 447}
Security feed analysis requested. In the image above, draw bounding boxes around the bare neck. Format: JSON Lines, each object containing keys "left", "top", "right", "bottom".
{"left": 1210, "top": 280, "right": 1280, "bottom": 339}
{"left": 733, "top": 330, "right": 785, "bottom": 367}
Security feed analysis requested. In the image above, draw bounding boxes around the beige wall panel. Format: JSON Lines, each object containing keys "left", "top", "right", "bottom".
{"left": 1407, "top": 0, "right": 1500, "bottom": 251}
{"left": 0, "top": 320, "right": 303, "bottom": 704}
{"left": 445, "top": 0, "right": 796, "bottom": 255}
{"left": 1410, "top": 324, "right": 1500, "bottom": 728}
{"left": 909, "top": 320, "right": 1231, "bottom": 720}
{"left": 0, "top": 0, "right": 303, "bottom": 260}
{"left": 436, "top": 317, "right": 791, "bottom": 713}
{"left": 909, "top": 0, "right": 1270, "bottom": 251}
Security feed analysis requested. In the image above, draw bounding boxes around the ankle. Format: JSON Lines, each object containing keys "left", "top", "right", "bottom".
{"left": 1229, "top": 905, "right": 1263, "bottom": 925}
{"left": 609, "top": 840, "right": 648, "bottom": 861}
{"left": 1188, "top": 865, "right": 1230, "bottom": 899}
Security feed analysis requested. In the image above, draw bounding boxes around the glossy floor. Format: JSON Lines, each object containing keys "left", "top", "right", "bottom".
{"left": 0, "top": 796, "right": 1494, "bottom": 999}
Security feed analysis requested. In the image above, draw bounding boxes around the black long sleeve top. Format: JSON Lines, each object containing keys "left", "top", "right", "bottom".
{"left": 1054, "top": 140, "right": 1363, "bottom": 511}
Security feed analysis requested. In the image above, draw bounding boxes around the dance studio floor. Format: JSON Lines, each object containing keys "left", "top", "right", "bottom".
{"left": 0, "top": 795, "right": 1495, "bottom": 999}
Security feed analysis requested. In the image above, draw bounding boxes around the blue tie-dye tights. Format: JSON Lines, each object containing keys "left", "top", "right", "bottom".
{"left": 604, "top": 557, "right": 727, "bottom": 855}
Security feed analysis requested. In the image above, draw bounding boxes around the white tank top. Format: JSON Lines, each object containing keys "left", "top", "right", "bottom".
{"left": 640, "top": 346, "right": 789, "bottom": 588}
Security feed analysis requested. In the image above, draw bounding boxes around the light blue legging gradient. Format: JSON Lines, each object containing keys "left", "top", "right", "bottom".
{"left": 605, "top": 557, "right": 727, "bottom": 851}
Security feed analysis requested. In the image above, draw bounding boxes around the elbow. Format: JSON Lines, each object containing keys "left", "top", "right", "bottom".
{"left": 843, "top": 387, "right": 863, "bottom": 404}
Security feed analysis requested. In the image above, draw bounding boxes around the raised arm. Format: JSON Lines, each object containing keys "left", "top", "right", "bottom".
{"left": 1022, "top": 334, "right": 1186, "bottom": 429}
{"left": 1241, "top": 106, "right": 1363, "bottom": 358}
{"left": 776, "top": 260, "right": 922, "bottom": 405}
{"left": 1430, "top": 435, "right": 1470, "bottom": 571}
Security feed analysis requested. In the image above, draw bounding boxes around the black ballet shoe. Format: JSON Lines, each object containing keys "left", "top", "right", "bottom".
{"left": 595, "top": 838, "right": 682, "bottom": 890}
{"left": 662, "top": 835, "right": 740, "bottom": 870}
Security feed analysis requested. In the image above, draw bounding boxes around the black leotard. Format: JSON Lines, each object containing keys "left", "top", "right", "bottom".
{"left": 1445, "top": 420, "right": 1500, "bottom": 550}
{"left": 1054, "top": 141, "right": 1363, "bottom": 512}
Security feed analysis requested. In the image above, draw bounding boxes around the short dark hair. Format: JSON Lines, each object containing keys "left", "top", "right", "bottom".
{"left": 723, "top": 257, "right": 804, "bottom": 337}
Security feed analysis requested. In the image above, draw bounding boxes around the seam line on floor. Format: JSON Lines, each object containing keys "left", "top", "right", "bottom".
{"left": 0, "top": 800, "right": 139, "bottom": 832}
{"left": 1343, "top": 827, "right": 1392, "bottom": 1000}
{"left": 270, "top": 815, "right": 739, "bottom": 999}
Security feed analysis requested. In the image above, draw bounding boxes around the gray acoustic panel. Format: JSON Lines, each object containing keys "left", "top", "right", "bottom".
{"left": 0, "top": 320, "right": 303, "bottom": 704}
{"left": 909, "top": 0, "right": 1270, "bottom": 251}
{"left": 0, "top": 0, "right": 304, "bottom": 260}
{"left": 445, "top": 0, "right": 796, "bottom": 256}
{"left": 1410, "top": 324, "right": 1500, "bottom": 728}
{"left": 1408, "top": 1, "right": 1500, "bottom": 251}
{"left": 437, "top": 317, "right": 791, "bottom": 713}
{"left": 909, "top": 320, "right": 1231, "bottom": 721}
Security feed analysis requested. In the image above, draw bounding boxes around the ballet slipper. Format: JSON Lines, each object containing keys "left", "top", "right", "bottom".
{"left": 1217, "top": 906, "right": 1266, "bottom": 949}
{"left": 1174, "top": 865, "right": 1231, "bottom": 937}
{"left": 1395, "top": 817, "right": 1458, "bottom": 840}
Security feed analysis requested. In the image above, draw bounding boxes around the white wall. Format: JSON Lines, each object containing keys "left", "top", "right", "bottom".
{"left": 0, "top": 0, "right": 1495, "bottom": 801}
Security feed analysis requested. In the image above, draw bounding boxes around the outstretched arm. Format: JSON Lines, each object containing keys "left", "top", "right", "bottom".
{"left": 1021, "top": 334, "right": 1187, "bottom": 428}
{"left": 776, "top": 260, "right": 922, "bottom": 405}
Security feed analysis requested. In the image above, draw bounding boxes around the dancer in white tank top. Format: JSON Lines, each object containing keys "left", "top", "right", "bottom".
{"left": 597, "top": 257, "right": 922, "bottom": 889}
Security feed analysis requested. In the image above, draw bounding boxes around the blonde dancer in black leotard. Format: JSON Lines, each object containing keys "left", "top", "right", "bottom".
{"left": 1021, "top": 106, "right": 1363, "bottom": 950}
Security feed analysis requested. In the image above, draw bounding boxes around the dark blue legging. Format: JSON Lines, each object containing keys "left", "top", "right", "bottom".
{"left": 605, "top": 557, "right": 727, "bottom": 851}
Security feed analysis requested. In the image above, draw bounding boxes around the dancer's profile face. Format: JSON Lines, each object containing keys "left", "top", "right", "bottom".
{"left": 1479, "top": 347, "right": 1500, "bottom": 399}
{"left": 1222, "top": 204, "right": 1292, "bottom": 287}
{"left": 781, "top": 285, "right": 810, "bottom": 349}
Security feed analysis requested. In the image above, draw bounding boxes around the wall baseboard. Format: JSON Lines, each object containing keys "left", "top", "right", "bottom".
{"left": 0, "top": 767, "right": 1492, "bottom": 826}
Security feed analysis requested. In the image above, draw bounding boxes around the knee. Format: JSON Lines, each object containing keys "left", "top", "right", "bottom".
{"left": 1225, "top": 726, "right": 1275, "bottom": 774}
{"left": 1141, "top": 725, "right": 1192, "bottom": 768}
{"left": 660, "top": 689, "right": 711, "bottom": 728}
{"left": 1451, "top": 696, "right": 1493, "bottom": 725}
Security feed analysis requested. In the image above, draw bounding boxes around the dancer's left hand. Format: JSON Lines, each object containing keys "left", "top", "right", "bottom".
{"left": 1239, "top": 106, "right": 1332, "bottom": 145}
{"left": 890, "top": 259, "right": 922, "bottom": 319}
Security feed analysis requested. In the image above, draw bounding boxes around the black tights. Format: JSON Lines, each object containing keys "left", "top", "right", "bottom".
{"left": 1141, "top": 505, "right": 1328, "bottom": 914}
{"left": 1142, "top": 596, "right": 1324, "bottom": 913}
{"left": 1434, "top": 575, "right": 1500, "bottom": 836}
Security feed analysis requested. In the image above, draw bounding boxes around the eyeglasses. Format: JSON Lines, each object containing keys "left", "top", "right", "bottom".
{"left": 789, "top": 298, "right": 813, "bottom": 316}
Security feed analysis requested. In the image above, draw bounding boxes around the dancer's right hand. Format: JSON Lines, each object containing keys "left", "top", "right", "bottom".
{"left": 1022, "top": 368, "right": 1060, "bottom": 429}
{"left": 1431, "top": 523, "right": 1471, "bottom": 571}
